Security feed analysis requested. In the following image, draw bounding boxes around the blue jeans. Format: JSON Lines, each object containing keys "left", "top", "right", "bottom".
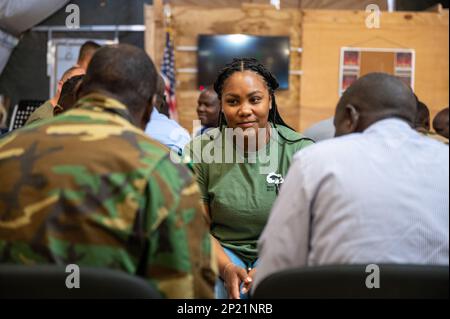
{"left": 215, "top": 247, "right": 259, "bottom": 299}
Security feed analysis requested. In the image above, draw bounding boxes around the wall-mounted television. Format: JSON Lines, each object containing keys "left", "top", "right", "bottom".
{"left": 197, "top": 34, "right": 290, "bottom": 90}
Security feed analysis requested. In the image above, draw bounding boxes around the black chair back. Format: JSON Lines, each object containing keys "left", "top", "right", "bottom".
{"left": 252, "top": 264, "right": 449, "bottom": 299}
{"left": 0, "top": 264, "right": 162, "bottom": 299}
{"left": 8, "top": 100, "right": 45, "bottom": 131}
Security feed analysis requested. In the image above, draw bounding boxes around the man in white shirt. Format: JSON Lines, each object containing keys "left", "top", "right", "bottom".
{"left": 196, "top": 86, "right": 220, "bottom": 136}
{"left": 145, "top": 74, "right": 191, "bottom": 155}
{"left": 254, "top": 73, "right": 449, "bottom": 290}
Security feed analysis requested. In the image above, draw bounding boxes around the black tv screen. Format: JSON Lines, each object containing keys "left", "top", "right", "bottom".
{"left": 197, "top": 34, "right": 290, "bottom": 90}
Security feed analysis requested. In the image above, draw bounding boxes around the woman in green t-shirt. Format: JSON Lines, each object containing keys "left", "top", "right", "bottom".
{"left": 187, "top": 58, "right": 314, "bottom": 299}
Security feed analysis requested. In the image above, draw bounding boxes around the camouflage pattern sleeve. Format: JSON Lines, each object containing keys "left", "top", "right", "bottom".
{"left": 142, "top": 155, "right": 217, "bottom": 299}
{"left": 0, "top": 94, "right": 217, "bottom": 299}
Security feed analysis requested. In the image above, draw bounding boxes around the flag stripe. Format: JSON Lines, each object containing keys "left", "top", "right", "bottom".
{"left": 161, "top": 31, "right": 178, "bottom": 121}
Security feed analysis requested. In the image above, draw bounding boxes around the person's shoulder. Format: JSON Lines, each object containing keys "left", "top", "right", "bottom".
{"left": 33, "top": 100, "right": 53, "bottom": 113}
{"left": 188, "top": 127, "right": 221, "bottom": 149}
{"left": 303, "top": 117, "right": 336, "bottom": 141}
{"left": 292, "top": 133, "right": 355, "bottom": 162}
{"left": 151, "top": 111, "right": 187, "bottom": 131}
{"left": 146, "top": 113, "right": 190, "bottom": 139}
{"left": 149, "top": 149, "right": 196, "bottom": 194}
{"left": 54, "top": 110, "right": 172, "bottom": 166}
{"left": 183, "top": 128, "right": 221, "bottom": 168}
{"left": 276, "top": 124, "right": 300, "bottom": 138}
{"left": 423, "top": 131, "right": 449, "bottom": 146}
{"left": 25, "top": 100, "right": 53, "bottom": 125}
{"left": 275, "top": 125, "right": 315, "bottom": 149}
{"left": 195, "top": 127, "right": 221, "bottom": 140}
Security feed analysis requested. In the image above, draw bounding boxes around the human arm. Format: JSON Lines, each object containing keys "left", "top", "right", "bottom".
{"left": 204, "top": 205, "right": 252, "bottom": 299}
{"left": 143, "top": 157, "right": 217, "bottom": 299}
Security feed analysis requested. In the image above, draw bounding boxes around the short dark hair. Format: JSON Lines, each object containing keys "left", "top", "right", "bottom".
{"left": 78, "top": 41, "right": 101, "bottom": 62}
{"left": 414, "top": 99, "right": 430, "bottom": 131}
{"left": 77, "top": 44, "right": 157, "bottom": 116}
{"left": 433, "top": 107, "right": 449, "bottom": 138}
{"left": 338, "top": 73, "right": 417, "bottom": 126}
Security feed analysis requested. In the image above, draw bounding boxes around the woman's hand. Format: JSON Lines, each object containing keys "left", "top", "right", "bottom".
{"left": 222, "top": 263, "right": 252, "bottom": 299}
{"left": 241, "top": 267, "right": 257, "bottom": 295}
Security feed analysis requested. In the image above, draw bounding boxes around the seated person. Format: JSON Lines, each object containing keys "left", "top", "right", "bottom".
{"left": 25, "top": 66, "right": 85, "bottom": 125}
{"left": 254, "top": 73, "right": 449, "bottom": 290}
{"left": 186, "top": 58, "right": 314, "bottom": 299}
{"left": 0, "top": 44, "right": 216, "bottom": 299}
{"left": 414, "top": 100, "right": 448, "bottom": 144}
{"left": 433, "top": 107, "right": 449, "bottom": 139}
{"left": 196, "top": 86, "right": 220, "bottom": 136}
{"left": 145, "top": 74, "right": 191, "bottom": 156}
{"left": 53, "top": 75, "right": 84, "bottom": 116}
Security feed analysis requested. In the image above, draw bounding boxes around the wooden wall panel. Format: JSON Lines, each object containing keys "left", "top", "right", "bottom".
{"left": 300, "top": 9, "right": 449, "bottom": 131}
{"left": 170, "top": 5, "right": 303, "bottom": 131}
{"left": 166, "top": 0, "right": 387, "bottom": 10}
{"left": 360, "top": 51, "right": 395, "bottom": 76}
{"left": 145, "top": 5, "right": 449, "bottom": 134}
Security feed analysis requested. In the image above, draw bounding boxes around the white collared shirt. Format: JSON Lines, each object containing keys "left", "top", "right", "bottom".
{"left": 255, "top": 119, "right": 449, "bottom": 289}
{"left": 145, "top": 108, "right": 191, "bottom": 155}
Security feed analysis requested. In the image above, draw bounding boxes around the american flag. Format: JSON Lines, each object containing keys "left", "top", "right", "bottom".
{"left": 161, "top": 31, "right": 178, "bottom": 121}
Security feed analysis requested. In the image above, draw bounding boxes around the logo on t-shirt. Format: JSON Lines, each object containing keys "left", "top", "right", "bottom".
{"left": 266, "top": 172, "right": 284, "bottom": 192}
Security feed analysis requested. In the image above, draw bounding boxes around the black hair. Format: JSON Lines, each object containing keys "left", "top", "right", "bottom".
{"left": 414, "top": 99, "right": 430, "bottom": 130}
{"left": 433, "top": 107, "right": 449, "bottom": 138}
{"left": 55, "top": 74, "right": 84, "bottom": 115}
{"left": 213, "top": 57, "right": 306, "bottom": 143}
{"left": 78, "top": 41, "right": 101, "bottom": 62}
{"left": 60, "top": 75, "right": 84, "bottom": 101}
{"left": 77, "top": 44, "right": 157, "bottom": 116}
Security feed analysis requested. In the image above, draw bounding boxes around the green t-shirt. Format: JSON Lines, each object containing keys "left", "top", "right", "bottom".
{"left": 187, "top": 124, "right": 314, "bottom": 265}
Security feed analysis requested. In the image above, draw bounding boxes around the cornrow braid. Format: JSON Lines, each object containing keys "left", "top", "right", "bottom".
{"left": 213, "top": 57, "right": 309, "bottom": 143}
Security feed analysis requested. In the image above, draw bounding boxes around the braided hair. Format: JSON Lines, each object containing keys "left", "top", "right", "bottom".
{"left": 213, "top": 57, "right": 306, "bottom": 143}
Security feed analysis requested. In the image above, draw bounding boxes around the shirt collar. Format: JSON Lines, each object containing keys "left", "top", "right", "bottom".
{"left": 74, "top": 93, "right": 134, "bottom": 123}
{"left": 364, "top": 118, "right": 413, "bottom": 134}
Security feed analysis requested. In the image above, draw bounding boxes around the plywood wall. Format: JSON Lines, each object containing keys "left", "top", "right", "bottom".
{"left": 164, "top": 0, "right": 387, "bottom": 10}
{"left": 300, "top": 9, "right": 449, "bottom": 131}
{"left": 169, "top": 4, "right": 303, "bottom": 131}
{"left": 145, "top": 5, "right": 449, "bottom": 133}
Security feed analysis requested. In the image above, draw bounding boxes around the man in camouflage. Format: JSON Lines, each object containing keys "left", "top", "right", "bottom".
{"left": 0, "top": 44, "right": 217, "bottom": 298}
{"left": 25, "top": 66, "right": 86, "bottom": 125}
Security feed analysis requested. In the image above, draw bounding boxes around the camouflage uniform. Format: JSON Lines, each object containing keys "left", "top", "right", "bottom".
{"left": 25, "top": 100, "right": 54, "bottom": 125}
{"left": 0, "top": 94, "right": 217, "bottom": 299}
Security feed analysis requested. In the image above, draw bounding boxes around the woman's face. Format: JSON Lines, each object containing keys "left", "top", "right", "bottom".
{"left": 221, "top": 70, "right": 271, "bottom": 135}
